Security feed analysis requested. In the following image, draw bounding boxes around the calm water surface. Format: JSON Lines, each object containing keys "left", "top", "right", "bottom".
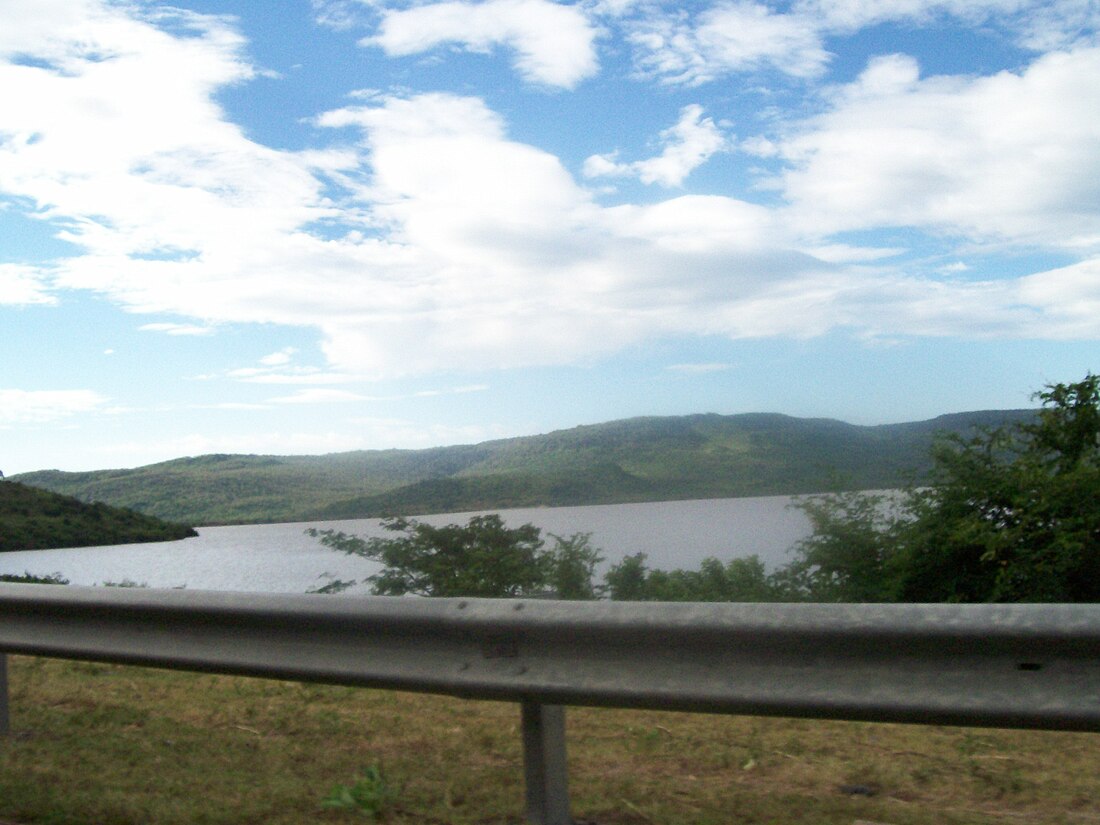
{"left": 0, "top": 495, "right": 812, "bottom": 593}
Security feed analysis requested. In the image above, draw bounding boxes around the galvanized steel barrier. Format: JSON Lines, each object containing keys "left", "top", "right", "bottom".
{"left": 2, "top": 583, "right": 1100, "bottom": 824}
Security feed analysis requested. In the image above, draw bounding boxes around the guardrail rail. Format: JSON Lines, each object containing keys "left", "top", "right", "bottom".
{"left": 2, "top": 583, "right": 1099, "bottom": 824}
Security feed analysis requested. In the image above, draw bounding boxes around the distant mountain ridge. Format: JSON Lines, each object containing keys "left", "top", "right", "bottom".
{"left": 13, "top": 409, "right": 1036, "bottom": 526}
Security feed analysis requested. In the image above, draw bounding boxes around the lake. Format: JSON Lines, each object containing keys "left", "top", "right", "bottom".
{"left": 0, "top": 495, "right": 815, "bottom": 593}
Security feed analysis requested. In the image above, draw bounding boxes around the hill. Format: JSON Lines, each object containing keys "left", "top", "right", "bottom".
{"left": 0, "top": 480, "right": 197, "bottom": 552}
{"left": 12, "top": 410, "right": 1036, "bottom": 526}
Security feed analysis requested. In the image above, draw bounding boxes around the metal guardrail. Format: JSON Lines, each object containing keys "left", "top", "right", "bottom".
{"left": 2, "top": 583, "right": 1100, "bottom": 824}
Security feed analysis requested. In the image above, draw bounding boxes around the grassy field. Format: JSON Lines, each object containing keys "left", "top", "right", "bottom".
{"left": 0, "top": 656, "right": 1096, "bottom": 825}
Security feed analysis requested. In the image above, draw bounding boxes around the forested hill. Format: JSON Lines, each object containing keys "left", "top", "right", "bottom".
{"left": 0, "top": 480, "right": 198, "bottom": 552}
{"left": 13, "top": 410, "right": 1036, "bottom": 526}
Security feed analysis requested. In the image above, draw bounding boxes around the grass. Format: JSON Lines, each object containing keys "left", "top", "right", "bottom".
{"left": 1, "top": 656, "right": 1097, "bottom": 825}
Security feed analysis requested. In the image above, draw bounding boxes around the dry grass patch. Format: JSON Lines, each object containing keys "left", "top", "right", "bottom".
{"left": 0, "top": 657, "right": 1096, "bottom": 825}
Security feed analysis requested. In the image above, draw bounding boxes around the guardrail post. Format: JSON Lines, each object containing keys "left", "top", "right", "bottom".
{"left": 0, "top": 653, "right": 9, "bottom": 737}
{"left": 521, "top": 701, "right": 571, "bottom": 825}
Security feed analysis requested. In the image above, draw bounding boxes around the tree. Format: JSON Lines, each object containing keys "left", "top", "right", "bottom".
{"left": 604, "top": 552, "right": 652, "bottom": 600}
{"left": 786, "top": 374, "right": 1100, "bottom": 603}
{"left": 308, "top": 515, "right": 605, "bottom": 599}
{"left": 604, "top": 551, "right": 779, "bottom": 601}
{"left": 783, "top": 490, "right": 905, "bottom": 602}
{"left": 897, "top": 374, "right": 1100, "bottom": 602}
{"left": 546, "top": 532, "right": 606, "bottom": 600}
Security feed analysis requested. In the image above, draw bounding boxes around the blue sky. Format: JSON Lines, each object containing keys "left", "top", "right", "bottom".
{"left": 1, "top": 0, "right": 1098, "bottom": 475}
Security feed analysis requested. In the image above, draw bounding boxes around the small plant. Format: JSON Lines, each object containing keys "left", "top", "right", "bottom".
{"left": 321, "top": 765, "right": 396, "bottom": 819}
{"left": 307, "top": 573, "right": 358, "bottom": 595}
{"left": 0, "top": 571, "right": 68, "bottom": 584}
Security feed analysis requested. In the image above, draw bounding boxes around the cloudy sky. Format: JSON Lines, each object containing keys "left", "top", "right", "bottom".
{"left": 2, "top": 0, "right": 1098, "bottom": 475}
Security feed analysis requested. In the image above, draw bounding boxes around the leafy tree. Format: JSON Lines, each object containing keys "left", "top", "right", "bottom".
{"left": 309, "top": 515, "right": 548, "bottom": 598}
{"left": 604, "top": 551, "right": 779, "bottom": 602}
{"left": 782, "top": 490, "right": 905, "bottom": 602}
{"left": 604, "top": 552, "right": 652, "bottom": 600}
{"left": 897, "top": 374, "right": 1100, "bottom": 602}
{"left": 786, "top": 375, "right": 1100, "bottom": 603}
{"left": 309, "top": 515, "right": 605, "bottom": 599}
{"left": 546, "top": 532, "right": 605, "bottom": 600}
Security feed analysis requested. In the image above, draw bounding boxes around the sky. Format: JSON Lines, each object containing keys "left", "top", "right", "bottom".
{"left": 1, "top": 0, "right": 1098, "bottom": 475}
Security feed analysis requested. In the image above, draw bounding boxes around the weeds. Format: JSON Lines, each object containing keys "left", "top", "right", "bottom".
{"left": 321, "top": 765, "right": 396, "bottom": 818}
{"left": 1, "top": 657, "right": 1097, "bottom": 825}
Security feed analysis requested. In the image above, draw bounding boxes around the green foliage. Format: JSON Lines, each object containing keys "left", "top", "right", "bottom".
{"left": 782, "top": 491, "right": 905, "bottom": 602}
{"left": 0, "top": 480, "right": 196, "bottom": 552}
{"left": 604, "top": 552, "right": 651, "bottom": 600}
{"left": 546, "top": 532, "right": 606, "bottom": 599}
{"left": 784, "top": 375, "right": 1100, "bottom": 603}
{"left": 605, "top": 552, "right": 779, "bottom": 602}
{"left": 306, "top": 575, "right": 358, "bottom": 595}
{"left": 0, "top": 571, "right": 69, "bottom": 584}
{"left": 897, "top": 374, "right": 1100, "bottom": 602}
{"left": 310, "top": 515, "right": 604, "bottom": 599}
{"left": 320, "top": 765, "right": 396, "bottom": 818}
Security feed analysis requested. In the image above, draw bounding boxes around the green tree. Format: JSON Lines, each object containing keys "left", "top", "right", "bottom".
{"left": 785, "top": 374, "right": 1100, "bottom": 603}
{"left": 546, "top": 532, "right": 605, "bottom": 600}
{"left": 309, "top": 515, "right": 549, "bottom": 597}
{"left": 603, "top": 552, "right": 779, "bottom": 602}
{"left": 309, "top": 515, "right": 605, "bottom": 599}
{"left": 897, "top": 374, "right": 1100, "bottom": 602}
{"left": 604, "top": 552, "right": 651, "bottom": 600}
{"left": 783, "top": 490, "right": 904, "bottom": 602}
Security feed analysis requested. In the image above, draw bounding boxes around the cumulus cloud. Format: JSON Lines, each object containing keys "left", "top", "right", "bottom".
{"left": 0, "top": 389, "right": 108, "bottom": 425}
{"left": 627, "top": 1, "right": 831, "bottom": 85}
{"left": 776, "top": 49, "right": 1100, "bottom": 249}
{"left": 1, "top": 0, "right": 1098, "bottom": 391}
{"left": 795, "top": 0, "right": 1099, "bottom": 50}
{"left": 140, "top": 322, "right": 215, "bottom": 336}
{"left": 584, "top": 105, "right": 728, "bottom": 186}
{"left": 366, "top": 0, "right": 599, "bottom": 88}
{"left": 619, "top": 0, "right": 1098, "bottom": 87}
{"left": 259, "top": 347, "right": 298, "bottom": 367}
{"left": 1015, "top": 258, "right": 1100, "bottom": 337}
{"left": 0, "top": 264, "right": 54, "bottom": 305}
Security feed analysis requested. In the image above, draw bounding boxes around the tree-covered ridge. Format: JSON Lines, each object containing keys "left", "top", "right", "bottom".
{"left": 0, "top": 480, "right": 197, "bottom": 552}
{"left": 309, "top": 376, "right": 1098, "bottom": 603}
{"left": 14, "top": 410, "right": 1036, "bottom": 526}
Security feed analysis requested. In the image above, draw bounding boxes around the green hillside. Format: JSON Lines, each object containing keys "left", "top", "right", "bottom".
{"left": 13, "top": 410, "right": 1036, "bottom": 526}
{"left": 0, "top": 480, "right": 197, "bottom": 552}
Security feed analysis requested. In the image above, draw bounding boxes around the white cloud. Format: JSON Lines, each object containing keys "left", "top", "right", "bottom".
{"left": 584, "top": 104, "right": 728, "bottom": 186}
{"left": 1, "top": 2, "right": 1098, "bottom": 391}
{"left": 0, "top": 389, "right": 108, "bottom": 425}
{"left": 776, "top": 49, "right": 1100, "bottom": 249}
{"left": 268, "top": 388, "right": 372, "bottom": 404}
{"left": 259, "top": 347, "right": 298, "bottom": 367}
{"left": 627, "top": 1, "right": 830, "bottom": 85}
{"left": 1014, "top": 257, "right": 1100, "bottom": 338}
{"left": 0, "top": 263, "right": 54, "bottom": 305}
{"left": 367, "top": 0, "right": 599, "bottom": 88}
{"left": 139, "top": 322, "right": 215, "bottom": 336}
{"left": 225, "top": 369, "right": 363, "bottom": 385}
{"left": 620, "top": 1, "right": 1098, "bottom": 87}
{"left": 795, "top": 0, "right": 1099, "bottom": 50}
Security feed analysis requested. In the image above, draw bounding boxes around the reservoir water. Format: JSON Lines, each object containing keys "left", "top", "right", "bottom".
{"left": 0, "top": 495, "right": 814, "bottom": 593}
